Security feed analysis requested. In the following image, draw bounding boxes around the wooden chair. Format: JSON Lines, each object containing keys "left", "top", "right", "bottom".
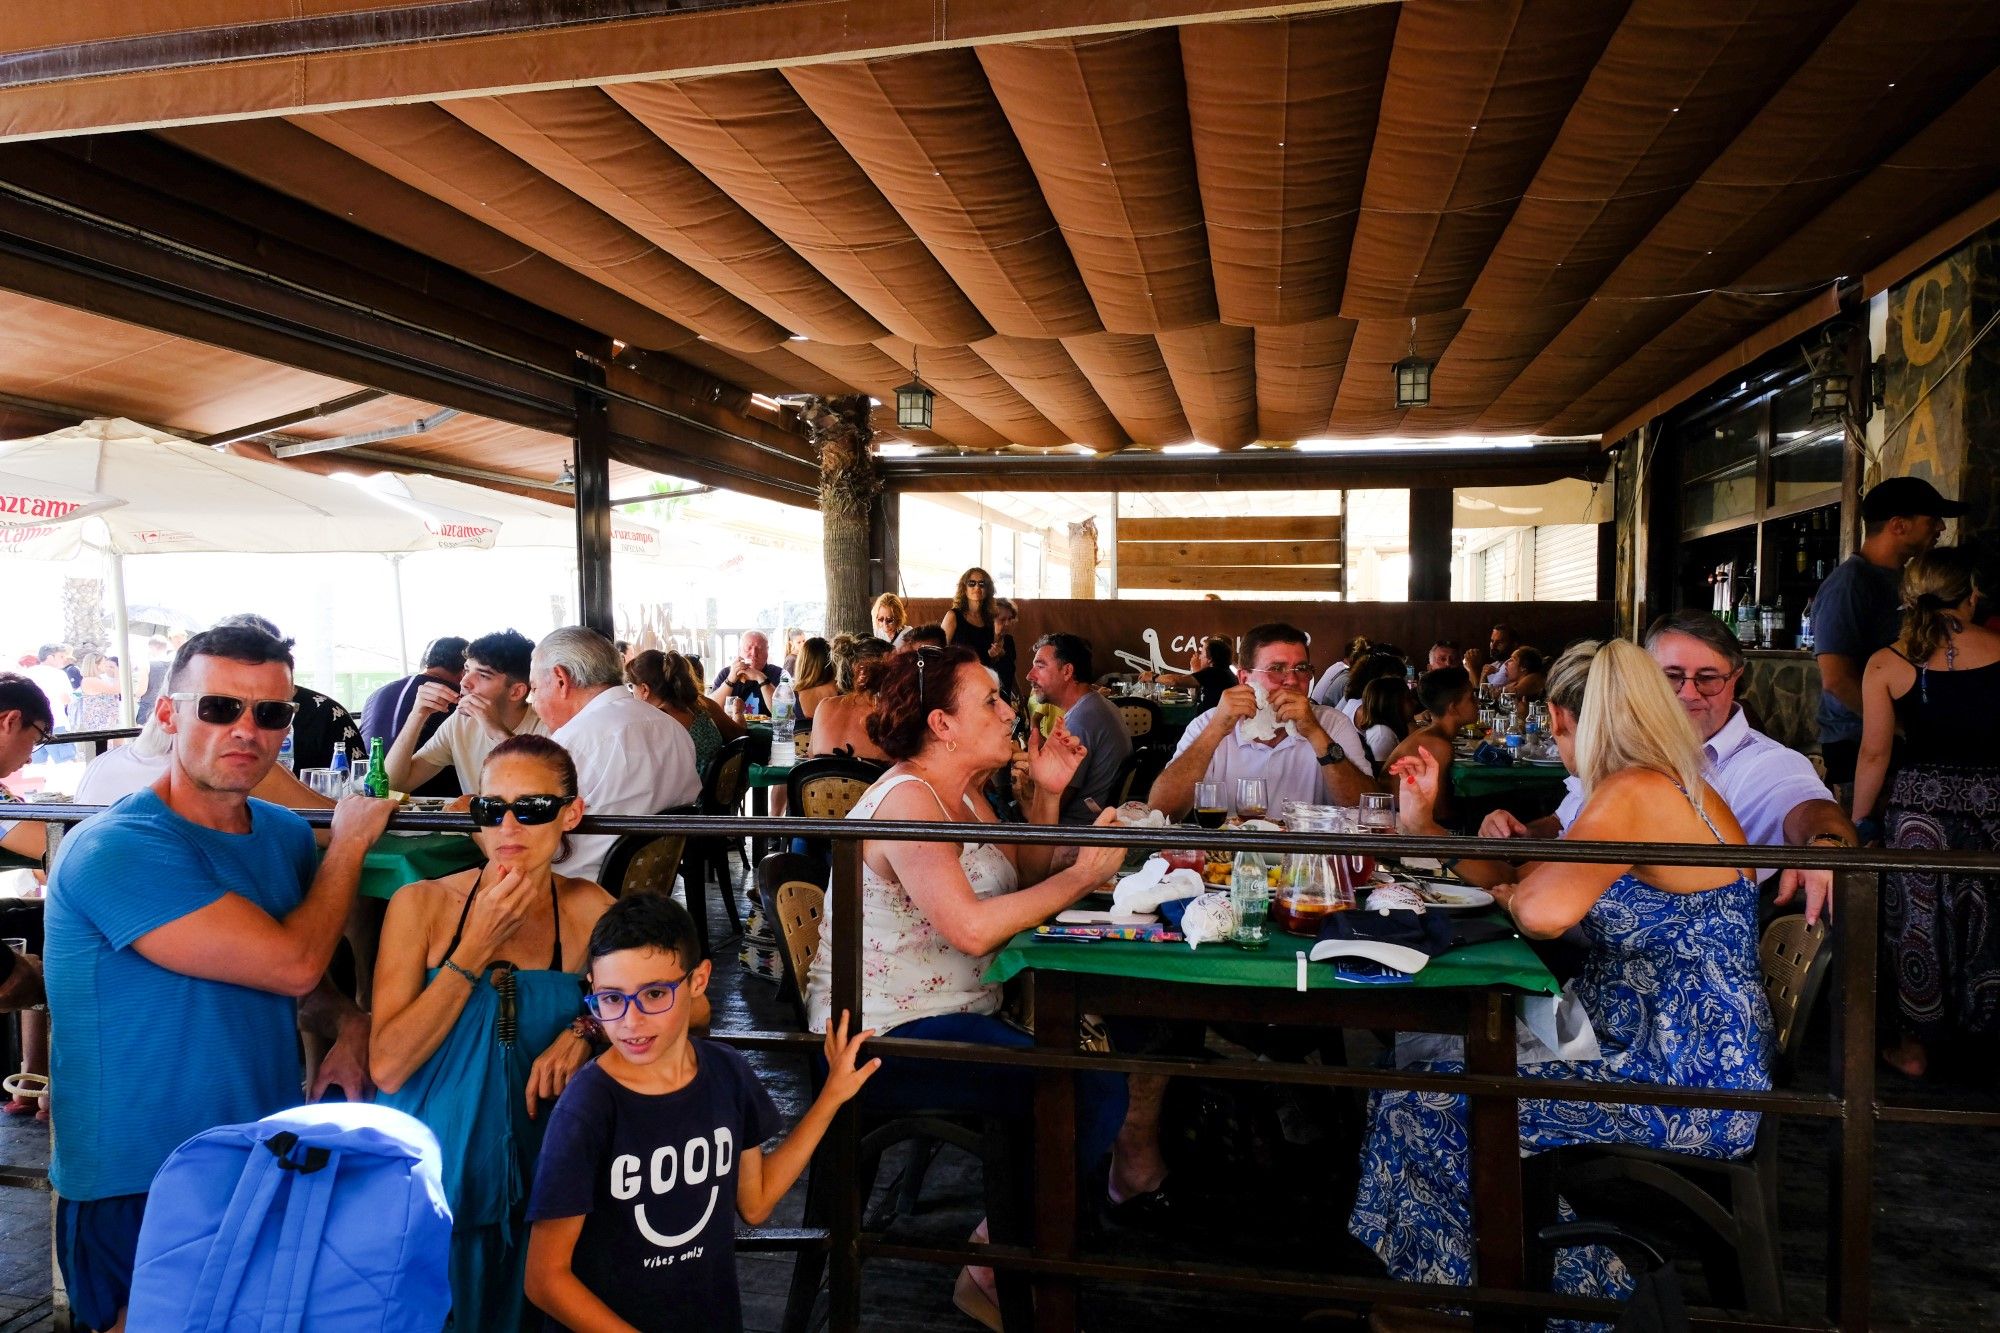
{"left": 1525, "top": 915, "right": 1834, "bottom": 1314}
{"left": 764, "top": 854, "right": 1032, "bottom": 1333}
{"left": 1107, "top": 694, "right": 1162, "bottom": 746}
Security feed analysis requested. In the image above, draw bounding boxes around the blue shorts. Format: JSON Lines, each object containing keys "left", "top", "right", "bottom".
{"left": 56, "top": 1193, "right": 147, "bottom": 1332}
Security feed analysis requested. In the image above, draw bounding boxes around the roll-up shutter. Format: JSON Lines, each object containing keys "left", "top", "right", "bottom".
{"left": 1533, "top": 525, "right": 1599, "bottom": 601}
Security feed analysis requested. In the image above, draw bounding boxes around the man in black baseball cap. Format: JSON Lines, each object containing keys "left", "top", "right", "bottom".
{"left": 1812, "top": 476, "right": 1965, "bottom": 789}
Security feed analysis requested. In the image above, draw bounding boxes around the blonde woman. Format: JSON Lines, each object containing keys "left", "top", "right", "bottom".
{"left": 871, "top": 593, "right": 908, "bottom": 644}
{"left": 1350, "top": 639, "right": 1771, "bottom": 1320}
{"left": 1855, "top": 547, "right": 2000, "bottom": 1077}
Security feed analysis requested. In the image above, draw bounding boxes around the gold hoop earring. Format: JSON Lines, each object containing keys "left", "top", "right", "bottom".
{"left": 946, "top": 740, "right": 958, "bottom": 753}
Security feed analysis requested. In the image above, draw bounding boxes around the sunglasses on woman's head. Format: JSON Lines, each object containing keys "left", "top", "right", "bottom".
{"left": 169, "top": 692, "right": 300, "bottom": 730}
{"left": 914, "top": 645, "right": 945, "bottom": 708}
{"left": 467, "top": 794, "right": 574, "bottom": 827}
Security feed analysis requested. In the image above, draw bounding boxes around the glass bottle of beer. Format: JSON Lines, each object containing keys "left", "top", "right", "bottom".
{"left": 365, "top": 736, "right": 391, "bottom": 798}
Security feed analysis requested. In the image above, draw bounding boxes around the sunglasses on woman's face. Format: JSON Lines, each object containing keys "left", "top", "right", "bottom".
{"left": 467, "top": 794, "right": 574, "bottom": 827}
{"left": 169, "top": 692, "right": 300, "bottom": 730}
{"left": 965, "top": 579, "right": 990, "bottom": 589}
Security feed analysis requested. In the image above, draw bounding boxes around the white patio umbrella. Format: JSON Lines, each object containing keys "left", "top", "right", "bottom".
{"left": 0, "top": 418, "right": 491, "bottom": 719}
{"left": 342, "top": 472, "right": 666, "bottom": 666}
{"left": 347, "top": 471, "right": 662, "bottom": 556}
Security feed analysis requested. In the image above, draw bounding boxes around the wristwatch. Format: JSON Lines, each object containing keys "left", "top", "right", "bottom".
{"left": 1807, "top": 832, "right": 1852, "bottom": 848}
{"left": 1317, "top": 740, "right": 1347, "bottom": 767}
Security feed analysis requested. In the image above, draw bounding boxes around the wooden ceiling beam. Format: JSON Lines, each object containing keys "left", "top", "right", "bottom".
{"left": 879, "top": 444, "right": 1608, "bottom": 494}
{"left": 0, "top": 1, "right": 1391, "bottom": 143}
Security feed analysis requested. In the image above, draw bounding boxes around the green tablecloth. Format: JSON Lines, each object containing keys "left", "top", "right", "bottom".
{"left": 1450, "top": 759, "right": 1571, "bottom": 800}
{"left": 986, "top": 915, "right": 1559, "bottom": 994}
{"left": 358, "top": 833, "right": 483, "bottom": 901}
{"left": 750, "top": 740, "right": 800, "bottom": 790}
{"left": 1158, "top": 700, "right": 1202, "bottom": 729}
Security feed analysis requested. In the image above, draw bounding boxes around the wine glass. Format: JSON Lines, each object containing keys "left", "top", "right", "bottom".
{"left": 1234, "top": 777, "right": 1268, "bottom": 822}
{"left": 1193, "top": 782, "right": 1225, "bottom": 829}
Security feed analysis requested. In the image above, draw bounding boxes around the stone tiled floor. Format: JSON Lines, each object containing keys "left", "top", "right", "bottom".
{"left": 0, "top": 860, "right": 1994, "bottom": 1331}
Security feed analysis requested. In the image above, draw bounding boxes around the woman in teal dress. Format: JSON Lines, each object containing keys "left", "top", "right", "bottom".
{"left": 371, "top": 735, "right": 616, "bottom": 1331}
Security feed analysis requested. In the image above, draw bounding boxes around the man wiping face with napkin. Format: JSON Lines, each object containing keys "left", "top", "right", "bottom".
{"left": 1150, "top": 622, "right": 1379, "bottom": 821}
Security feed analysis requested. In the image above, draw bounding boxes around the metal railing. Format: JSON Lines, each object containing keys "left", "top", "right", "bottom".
{"left": 7, "top": 801, "right": 1997, "bottom": 1331}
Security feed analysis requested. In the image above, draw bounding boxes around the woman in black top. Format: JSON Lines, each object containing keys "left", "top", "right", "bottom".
{"left": 940, "top": 567, "right": 997, "bottom": 658}
{"left": 1149, "top": 637, "right": 1239, "bottom": 710}
{"left": 1856, "top": 546, "right": 2000, "bottom": 1077}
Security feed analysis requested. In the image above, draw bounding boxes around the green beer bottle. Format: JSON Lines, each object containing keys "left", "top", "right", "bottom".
{"left": 365, "top": 737, "right": 390, "bottom": 798}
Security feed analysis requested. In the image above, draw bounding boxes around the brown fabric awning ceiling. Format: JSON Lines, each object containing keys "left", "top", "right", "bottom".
{"left": 21, "top": 0, "right": 2000, "bottom": 459}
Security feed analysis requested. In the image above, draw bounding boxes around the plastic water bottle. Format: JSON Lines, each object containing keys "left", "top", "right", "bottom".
{"left": 331, "top": 749, "right": 351, "bottom": 795}
{"left": 771, "top": 676, "right": 796, "bottom": 747}
{"left": 276, "top": 727, "right": 295, "bottom": 774}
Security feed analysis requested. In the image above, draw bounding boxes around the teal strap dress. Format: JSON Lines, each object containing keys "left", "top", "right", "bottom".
{"left": 378, "top": 879, "right": 582, "bottom": 1332}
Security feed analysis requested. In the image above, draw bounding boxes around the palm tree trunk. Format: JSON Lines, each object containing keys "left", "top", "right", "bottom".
{"left": 804, "top": 395, "right": 877, "bottom": 637}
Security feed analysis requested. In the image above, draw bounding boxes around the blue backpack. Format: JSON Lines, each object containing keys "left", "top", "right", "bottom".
{"left": 127, "top": 1102, "right": 454, "bottom": 1333}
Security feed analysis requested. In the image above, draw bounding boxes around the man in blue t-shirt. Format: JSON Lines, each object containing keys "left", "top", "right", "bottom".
{"left": 1812, "top": 477, "right": 1964, "bottom": 791}
{"left": 43, "top": 624, "right": 396, "bottom": 1332}
{"left": 526, "top": 894, "right": 877, "bottom": 1332}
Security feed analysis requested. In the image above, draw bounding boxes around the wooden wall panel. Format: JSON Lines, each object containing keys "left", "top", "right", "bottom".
{"left": 904, "top": 597, "right": 1613, "bottom": 677}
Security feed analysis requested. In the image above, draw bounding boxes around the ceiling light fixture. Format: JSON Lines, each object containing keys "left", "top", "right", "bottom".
{"left": 893, "top": 347, "right": 935, "bottom": 431}
{"left": 1393, "top": 317, "right": 1433, "bottom": 409}
{"left": 555, "top": 460, "right": 576, "bottom": 488}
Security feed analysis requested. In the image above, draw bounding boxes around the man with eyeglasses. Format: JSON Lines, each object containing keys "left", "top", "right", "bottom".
{"left": 1152, "top": 621, "right": 1377, "bottom": 821}
{"left": 0, "top": 672, "right": 55, "bottom": 869}
{"left": 42, "top": 624, "right": 398, "bottom": 1333}
{"left": 1494, "top": 612, "right": 1854, "bottom": 923}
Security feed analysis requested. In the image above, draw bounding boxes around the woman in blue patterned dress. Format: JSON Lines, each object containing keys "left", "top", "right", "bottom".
{"left": 1351, "top": 639, "right": 1773, "bottom": 1329}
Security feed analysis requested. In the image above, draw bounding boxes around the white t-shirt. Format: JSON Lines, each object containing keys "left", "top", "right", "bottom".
{"left": 550, "top": 688, "right": 701, "bottom": 883}
{"left": 25, "top": 664, "right": 73, "bottom": 723}
{"left": 1171, "top": 702, "right": 1373, "bottom": 815}
{"left": 1310, "top": 662, "right": 1349, "bottom": 708}
{"left": 74, "top": 747, "right": 171, "bottom": 806}
{"left": 413, "top": 706, "right": 548, "bottom": 787}
{"left": 1554, "top": 706, "right": 1832, "bottom": 883}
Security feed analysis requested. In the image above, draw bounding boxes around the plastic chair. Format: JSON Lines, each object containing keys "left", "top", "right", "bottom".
{"left": 1524, "top": 916, "right": 1833, "bottom": 1314}
{"left": 765, "top": 857, "right": 1031, "bottom": 1333}
{"left": 1107, "top": 694, "right": 1162, "bottom": 746}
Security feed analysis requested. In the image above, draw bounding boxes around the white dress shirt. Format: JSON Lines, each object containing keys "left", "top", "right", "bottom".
{"left": 550, "top": 688, "right": 701, "bottom": 883}
{"left": 1554, "top": 706, "right": 1831, "bottom": 883}
{"left": 1172, "top": 702, "right": 1373, "bottom": 815}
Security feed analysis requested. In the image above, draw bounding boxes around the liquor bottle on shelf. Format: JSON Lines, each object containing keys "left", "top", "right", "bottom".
{"left": 1735, "top": 586, "right": 1759, "bottom": 647}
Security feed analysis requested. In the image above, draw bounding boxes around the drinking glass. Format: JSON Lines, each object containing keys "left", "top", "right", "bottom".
{"left": 1234, "top": 777, "right": 1268, "bottom": 822}
{"left": 1193, "top": 782, "right": 1225, "bottom": 829}
{"left": 1359, "top": 791, "right": 1396, "bottom": 831}
{"left": 300, "top": 767, "right": 341, "bottom": 799}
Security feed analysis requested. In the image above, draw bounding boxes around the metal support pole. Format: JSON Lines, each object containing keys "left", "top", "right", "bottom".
{"left": 104, "top": 548, "right": 134, "bottom": 726}
{"left": 827, "top": 837, "right": 864, "bottom": 1333}
{"left": 573, "top": 358, "right": 614, "bottom": 639}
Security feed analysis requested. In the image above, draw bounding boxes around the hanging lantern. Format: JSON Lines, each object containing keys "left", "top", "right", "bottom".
{"left": 894, "top": 346, "right": 934, "bottom": 431}
{"left": 1393, "top": 316, "right": 1432, "bottom": 408}
{"left": 894, "top": 378, "right": 934, "bottom": 431}
{"left": 1393, "top": 355, "right": 1433, "bottom": 408}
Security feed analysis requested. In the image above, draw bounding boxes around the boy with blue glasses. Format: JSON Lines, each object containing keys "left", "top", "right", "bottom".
{"left": 525, "top": 894, "right": 876, "bottom": 1330}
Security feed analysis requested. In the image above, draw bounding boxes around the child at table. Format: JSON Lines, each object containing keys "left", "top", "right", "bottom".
{"left": 524, "top": 893, "right": 878, "bottom": 1332}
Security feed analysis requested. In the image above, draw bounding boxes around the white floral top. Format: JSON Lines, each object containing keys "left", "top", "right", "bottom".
{"left": 804, "top": 773, "right": 1018, "bottom": 1034}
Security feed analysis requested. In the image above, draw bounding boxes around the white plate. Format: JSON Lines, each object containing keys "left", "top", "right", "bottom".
{"left": 1376, "top": 881, "right": 1494, "bottom": 910}
{"left": 1518, "top": 758, "right": 1567, "bottom": 768}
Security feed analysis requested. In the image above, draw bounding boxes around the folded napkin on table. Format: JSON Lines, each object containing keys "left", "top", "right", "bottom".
{"left": 1111, "top": 855, "right": 1207, "bottom": 915}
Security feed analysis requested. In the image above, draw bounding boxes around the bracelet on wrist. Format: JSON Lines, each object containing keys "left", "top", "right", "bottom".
{"left": 440, "top": 957, "right": 481, "bottom": 986}
{"left": 1806, "top": 832, "right": 1851, "bottom": 848}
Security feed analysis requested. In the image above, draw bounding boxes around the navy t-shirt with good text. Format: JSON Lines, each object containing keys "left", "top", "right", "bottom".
{"left": 526, "top": 1041, "right": 783, "bottom": 1332}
